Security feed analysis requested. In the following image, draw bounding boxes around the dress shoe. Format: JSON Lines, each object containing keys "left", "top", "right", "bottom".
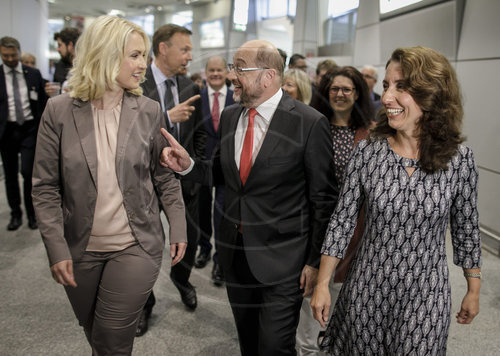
{"left": 211, "top": 262, "right": 225, "bottom": 287}
{"left": 28, "top": 215, "right": 38, "bottom": 230}
{"left": 174, "top": 281, "right": 197, "bottom": 310}
{"left": 135, "top": 308, "right": 151, "bottom": 337}
{"left": 194, "top": 251, "right": 211, "bottom": 269}
{"left": 7, "top": 216, "right": 22, "bottom": 231}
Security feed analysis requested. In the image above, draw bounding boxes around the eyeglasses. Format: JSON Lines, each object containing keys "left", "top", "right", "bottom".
{"left": 330, "top": 87, "right": 355, "bottom": 95}
{"left": 227, "top": 63, "right": 269, "bottom": 75}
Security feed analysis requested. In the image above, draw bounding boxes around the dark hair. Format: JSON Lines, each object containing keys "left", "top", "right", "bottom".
{"left": 54, "top": 27, "right": 81, "bottom": 46}
{"left": 152, "top": 24, "right": 192, "bottom": 57}
{"left": 311, "top": 66, "right": 373, "bottom": 130}
{"left": 277, "top": 48, "right": 287, "bottom": 65}
{"left": 0, "top": 36, "right": 20, "bottom": 51}
{"left": 371, "top": 46, "right": 464, "bottom": 173}
{"left": 316, "top": 59, "right": 337, "bottom": 75}
{"left": 289, "top": 53, "right": 305, "bottom": 67}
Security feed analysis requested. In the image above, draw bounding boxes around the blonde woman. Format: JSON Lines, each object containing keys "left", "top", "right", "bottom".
{"left": 32, "top": 16, "right": 187, "bottom": 355}
{"left": 282, "top": 68, "right": 312, "bottom": 104}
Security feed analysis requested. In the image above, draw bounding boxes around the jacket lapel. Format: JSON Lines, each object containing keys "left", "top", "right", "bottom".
{"left": 222, "top": 105, "right": 244, "bottom": 186}
{"left": 115, "top": 93, "right": 138, "bottom": 176}
{"left": 72, "top": 99, "right": 98, "bottom": 187}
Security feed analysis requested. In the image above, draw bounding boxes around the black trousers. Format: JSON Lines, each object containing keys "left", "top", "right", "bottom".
{"left": 198, "top": 184, "right": 225, "bottom": 263}
{"left": 225, "top": 235, "right": 303, "bottom": 356}
{"left": 0, "top": 120, "right": 37, "bottom": 219}
{"left": 144, "top": 190, "right": 199, "bottom": 309}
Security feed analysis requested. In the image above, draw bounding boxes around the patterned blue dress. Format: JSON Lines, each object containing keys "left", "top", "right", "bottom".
{"left": 320, "top": 138, "right": 481, "bottom": 355}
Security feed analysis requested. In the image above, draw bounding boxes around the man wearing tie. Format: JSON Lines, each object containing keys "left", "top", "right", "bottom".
{"left": 161, "top": 40, "right": 338, "bottom": 355}
{"left": 195, "top": 56, "right": 235, "bottom": 287}
{"left": 138, "top": 24, "right": 205, "bottom": 336}
{"left": 0, "top": 36, "right": 47, "bottom": 231}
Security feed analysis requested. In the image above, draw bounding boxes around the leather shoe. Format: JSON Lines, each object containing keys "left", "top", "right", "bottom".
{"left": 211, "top": 262, "right": 225, "bottom": 287}
{"left": 28, "top": 215, "right": 38, "bottom": 230}
{"left": 174, "top": 281, "right": 197, "bottom": 310}
{"left": 194, "top": 251, "right": 210, "bottom": 269}
{"left": 7, "top": 216, "right": 22, "bottom": 231}
{"left": 135, "top": 308, "right": 151, "bottom": 337}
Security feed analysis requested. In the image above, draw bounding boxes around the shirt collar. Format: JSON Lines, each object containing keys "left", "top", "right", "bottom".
{"left": 151, "top": 61, "right": 176, "bottom": 86}
{"left": 3, "top": 63, "right": 22, "bottom": 75}
{"left": 248, "top": 88, "right": 283, "bottom": 124}
{"left": 208, "top": 84, "right": 227, "bottom": 97}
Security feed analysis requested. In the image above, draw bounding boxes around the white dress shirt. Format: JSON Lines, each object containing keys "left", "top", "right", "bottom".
{"left": 151, "top": 61, "right": 179, "bottom": 130}
{"left": 2, "top": 64, "right": 34, "bottom": 122}
{"left": 207, "top": 84, "right": 227, "bottom": 115}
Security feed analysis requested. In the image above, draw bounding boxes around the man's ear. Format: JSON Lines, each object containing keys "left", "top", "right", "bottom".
{"left": 158, "top": 42, "right": 169, "bottom": 56}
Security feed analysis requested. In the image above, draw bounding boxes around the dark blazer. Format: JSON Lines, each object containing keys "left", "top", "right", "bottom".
{"left": 142, "top": 67, "right": 206, "bottom": 196}
{"left": 32, "top": 92, "right": 187, "bottom": 266}
{"left": 187, "top": 92, "right": 338, "bottom": 284}
{"left": 200, "top": 86, "right": 235, "bottom": 159}
{"left": 0, "top": 64, "right": 47, "bottom": 140}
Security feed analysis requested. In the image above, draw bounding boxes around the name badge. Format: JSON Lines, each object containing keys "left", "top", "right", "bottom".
{"left": 30, "top": 90, "right": 38, "bottom": 101}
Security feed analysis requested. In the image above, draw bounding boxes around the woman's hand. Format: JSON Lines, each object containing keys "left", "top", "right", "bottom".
{"left": 170, "top": 242, "right": 187, "bottom": 266}
{"left": 50, "top": 260, "right": 77, "bottom": 287}
{"left": 310, "top": 284, "right": 331, "bottom": 328}
{"left": 456, "top": 290, "right": 480, "bottom": 324}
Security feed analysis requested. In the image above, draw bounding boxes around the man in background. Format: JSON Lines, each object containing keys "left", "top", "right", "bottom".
{"left": 195, "top": 55, "right": 235, "bottom": 286}
{"left": 361, "top": 64, "right": 382, "bottom": 114}
{"left": 288, "top": 53, "right": 307, "bottom": 72}
{"left": 138, "top": 23, "right": 205, "bottom": 336}
{"left": 0, "top": 36, "right": 47, "bottom": 230}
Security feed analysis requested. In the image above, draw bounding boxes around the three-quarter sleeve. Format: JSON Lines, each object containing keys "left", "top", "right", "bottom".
{"left": 450, "top": 146, "right": 481, "bottom": 269}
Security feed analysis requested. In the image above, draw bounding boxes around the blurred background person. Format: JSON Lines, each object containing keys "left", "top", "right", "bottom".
{"left": 46, "top": 27, "right": 81, "bottom": 97}
{"left": 361, "top": 64, "right": 382, "bottom": 116}
{"left": 20, "top": 52, "right": 37, "bottom": 68}
{"left": 298, "top": 66, "right": 372, "bottom": 355}
{"left": 0, "top": 36, "right": 47, "bottom": 231}
{"left": 32, "top": 15, "right": 187, "bottom": 355}
{"left": 314, "top": 59, "right": 337, "bottom": 88}
{"left": 277, "top": 48, "right": 288, "bottom": 67}
{"left": 282, "top": 68, "right": 312, "bottom": 104}
{"left": 190, "top": 72, "right": 204, "bottom": 90}
{"left": 289, "top": 53, "right": 308, "bottom": 72}
{"left": 195, "top": 55, "right": 235, "bottom": 287}
{"left": 311, "top": 47, "right": 481, "bottom": 355}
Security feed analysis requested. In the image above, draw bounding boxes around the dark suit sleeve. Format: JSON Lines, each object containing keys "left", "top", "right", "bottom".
{"left": 190, "top": 85, "right": 207, "bottom": 159}
{"left": 304, "top": 115, "right": 339, "bottom": 268}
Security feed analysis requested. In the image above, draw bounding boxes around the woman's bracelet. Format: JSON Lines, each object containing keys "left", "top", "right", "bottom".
{"left": 463, "top": 272, "right": 482, "bottom": 279}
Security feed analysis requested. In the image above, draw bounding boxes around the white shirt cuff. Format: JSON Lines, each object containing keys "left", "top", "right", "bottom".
{"left": 177, "top": 158, "right": 195, "bottom": 176}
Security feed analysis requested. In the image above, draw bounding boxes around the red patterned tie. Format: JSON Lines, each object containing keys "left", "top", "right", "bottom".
{"left": 239, "top": 108, "right": 257, "bottom": 185}
{"left": 212, "top": 92, "right": 220, "bottom": 131}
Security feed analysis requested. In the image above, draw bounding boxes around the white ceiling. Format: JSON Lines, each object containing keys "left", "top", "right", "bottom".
{"left": 48, "top": 0, "right": 213, "bottom": 19}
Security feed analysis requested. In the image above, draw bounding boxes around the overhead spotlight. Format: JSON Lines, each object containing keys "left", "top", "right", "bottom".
{"left": 157, "top": 6, "right": 163, "bottom": 11}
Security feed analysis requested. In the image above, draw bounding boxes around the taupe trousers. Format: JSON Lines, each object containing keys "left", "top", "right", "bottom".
{"left": 64, "top": 244, "right": 162, "bottom": 356}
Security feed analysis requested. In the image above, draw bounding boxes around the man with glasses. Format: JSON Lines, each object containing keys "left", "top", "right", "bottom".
{"left": 160, "top": 40, "right": 338, "bottom": 355}
{"left": 361, "top": 65, "right": 382, "bottom": 114}
{"left": 137, "top": 23, "right": 205, "bottom": 337}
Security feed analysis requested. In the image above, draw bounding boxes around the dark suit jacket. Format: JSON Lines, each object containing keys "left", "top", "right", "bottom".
{"left": 0, "top": 64, "right": 47, "bottom": 140}
{"left": 32, "top": 92, "right": 187, "bottom": 266}
{"left": 187, "top": 92, "right": 338, "bottom": 284}
{"left": 142, "top": 67, "right": 206, "bottom": 196}
{"left": 200, "top": 86, "right": 235, "bottom": 160}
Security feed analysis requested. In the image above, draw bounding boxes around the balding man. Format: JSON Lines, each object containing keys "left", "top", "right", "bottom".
{"left": 361, "top": 65, "right": 382, "bottom": 114}
{"left": 161, "top": 40, "right": 338, "bottom": 355}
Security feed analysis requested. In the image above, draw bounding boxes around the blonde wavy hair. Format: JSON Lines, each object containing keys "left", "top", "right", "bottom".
{"left": 68, "top": 15, "right": 150, "bottom": 101}
{"left": 283, "top": 69, "right": 312, "bottom": 104}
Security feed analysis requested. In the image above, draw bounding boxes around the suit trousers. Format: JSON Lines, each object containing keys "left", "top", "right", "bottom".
{"left": 0, "top": 120, "right": 37, "bottom": 218}
{"left": 225, "top": 235, "right": 303, "bottom": 356}
{"left": 197, "top": 184, "right": 225, "bottom": 262}
{"left": 64, "top": 243, "right": 162, "bottom": 356}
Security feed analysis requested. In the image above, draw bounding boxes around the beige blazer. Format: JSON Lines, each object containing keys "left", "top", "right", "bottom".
{"left": 32, "top": 92, "right": 186, "bottom": 266}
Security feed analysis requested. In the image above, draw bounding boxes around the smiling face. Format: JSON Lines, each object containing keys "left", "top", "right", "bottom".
{"left": 382, "top": 61, "right": 423, "bottom": 135}
{"left": 282, "top": 78, "right": 298, "bottom": 99}
{"left": 329, "top": 75, "right": 358, "bottom": 116}
{"left": 116, "top": 32, "right": 147, "bottom": 91}
{"left": 227, "top": 47, "right": 266, "bottom": 108}
{"left": 205, "top": 56, "right": 227, "bottom": 91}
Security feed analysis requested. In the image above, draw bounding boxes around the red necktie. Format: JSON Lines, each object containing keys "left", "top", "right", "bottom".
{"left": 239, "top": 108, "right": 257, "bottom": 185}
{"left": 212, "top": 92, "right": 220, "bottom": 131}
